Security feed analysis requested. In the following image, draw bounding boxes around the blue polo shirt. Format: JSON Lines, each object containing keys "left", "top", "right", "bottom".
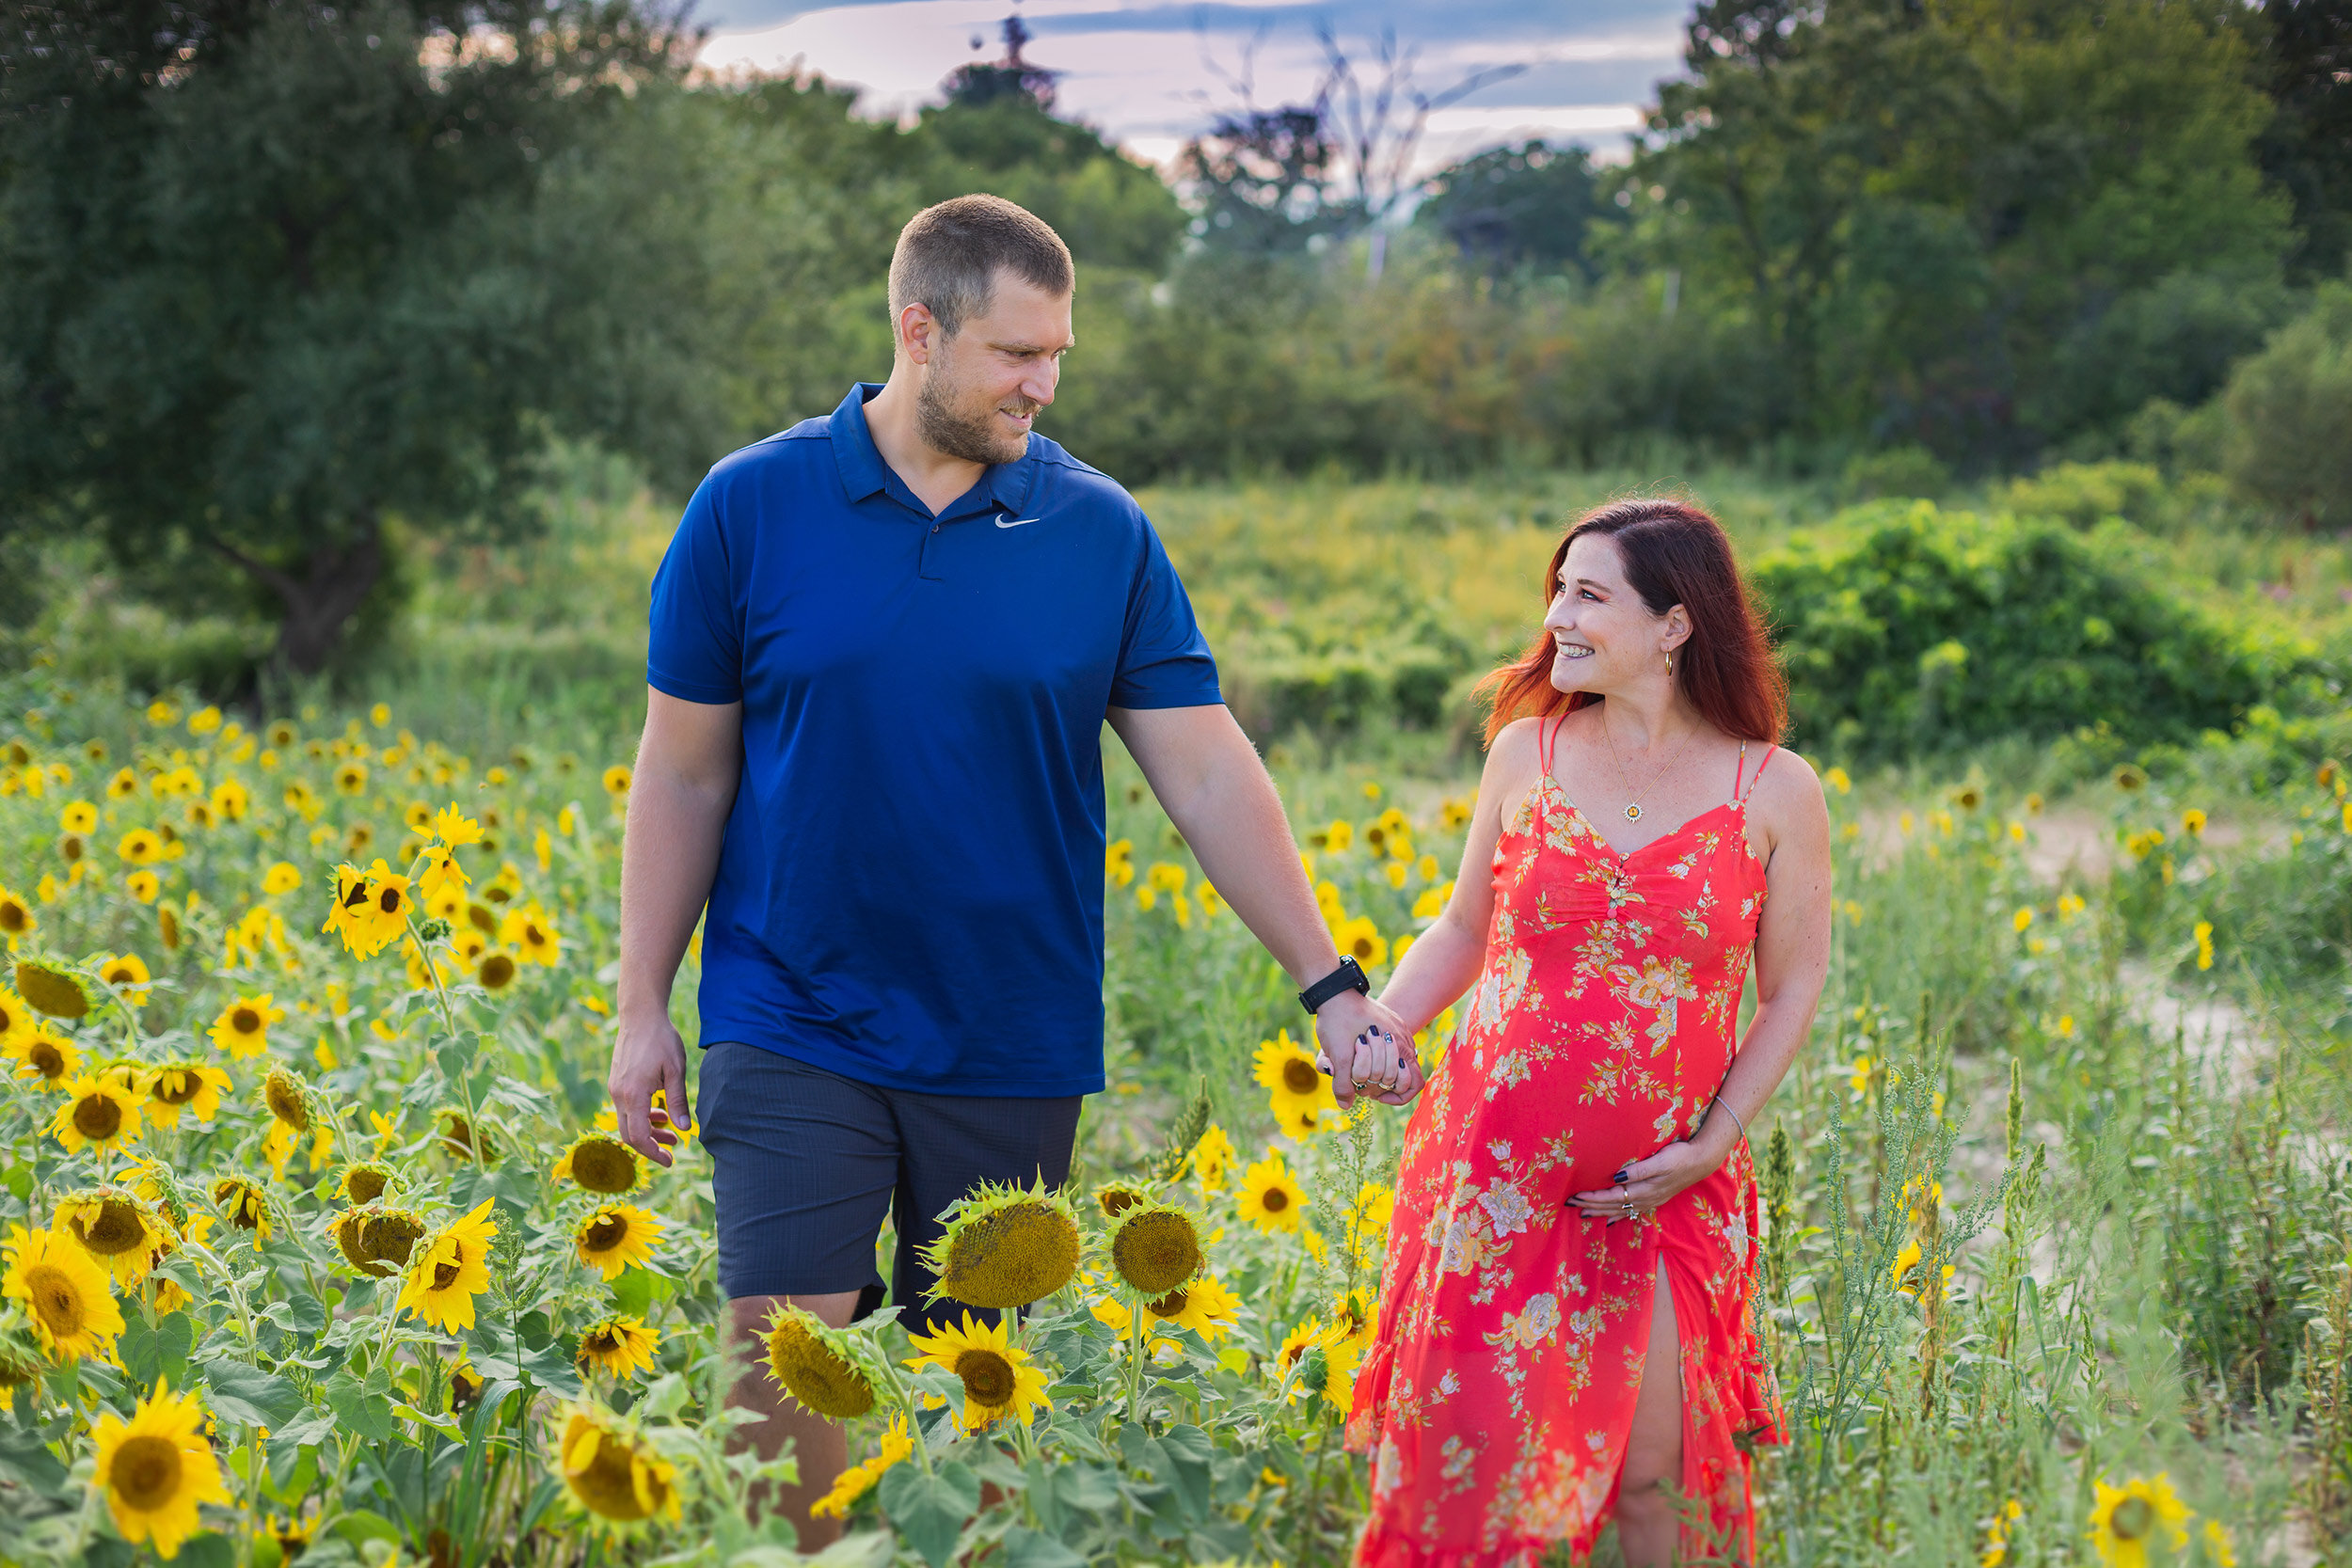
{"left": 646, "top": 383, "right": 1221, "bottom": 1096}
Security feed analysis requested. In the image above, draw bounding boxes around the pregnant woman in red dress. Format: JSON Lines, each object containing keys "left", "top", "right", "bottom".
{"left": 1347, "top": 499, "right": 1833, "bottom": 1567}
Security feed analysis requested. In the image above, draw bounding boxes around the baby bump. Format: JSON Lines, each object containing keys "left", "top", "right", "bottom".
{"left": 1449, "top": 1033, "right": 1725, "bottom": 1196}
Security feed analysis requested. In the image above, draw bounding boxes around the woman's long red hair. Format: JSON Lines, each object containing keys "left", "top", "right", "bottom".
{"left": 1477, "top": 498, "right": 1787, "bottom": 746}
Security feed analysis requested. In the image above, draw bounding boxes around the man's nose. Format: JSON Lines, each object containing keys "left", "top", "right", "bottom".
{"left": 1023, "top": 361, "right": 1058, "bottom": 408}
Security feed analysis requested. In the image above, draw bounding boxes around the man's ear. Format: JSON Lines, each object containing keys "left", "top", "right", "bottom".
{"left": 898, "top": 302, "right": 939, "bottom": 365}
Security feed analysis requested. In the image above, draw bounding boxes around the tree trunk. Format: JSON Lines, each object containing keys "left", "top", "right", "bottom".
{"left": 209, "top": 513, "right": 386, "bottom": 677}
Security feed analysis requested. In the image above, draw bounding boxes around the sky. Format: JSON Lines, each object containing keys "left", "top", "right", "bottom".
{"left": 692, "top": 0, "right": 1695, "bottom": 175}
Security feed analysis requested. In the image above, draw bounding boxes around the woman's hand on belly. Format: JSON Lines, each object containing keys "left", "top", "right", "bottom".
{"left": 1567, "top": 1137, "right": 1723, "bottom": 1223}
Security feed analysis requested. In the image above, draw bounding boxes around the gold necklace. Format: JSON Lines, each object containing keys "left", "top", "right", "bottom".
{"left": 1599, "top": 711, "right": 1697, "bottom": 822}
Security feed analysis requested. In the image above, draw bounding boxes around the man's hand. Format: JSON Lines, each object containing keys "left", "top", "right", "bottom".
{"left": 1313, "top": 990, "right": 1423, "bottom": 1110}
{"left": 609, "top": 1007, "right": 691, "bottom": 1166}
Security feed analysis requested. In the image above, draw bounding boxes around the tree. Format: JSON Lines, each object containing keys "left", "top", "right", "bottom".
{"left": 2222, "top": 283, "right": 2352, "bottom": 527}
{"left": 0, "top": 0, "right": 700, "bottom": 675}
{"left": 2249, "top": 0, "right": 2352, "bottom": 281}
{"left": 1415, "top": 141, "right": 1617, "bottom": 279}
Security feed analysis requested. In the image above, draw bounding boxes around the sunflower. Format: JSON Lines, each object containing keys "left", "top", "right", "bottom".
{"left": 1189, "top": 1123, "right": 1237, "bottom": 1195}
{"left": 1333, "top": 916, "right": 1388, "bottom": 970}
{"left": 262, "top": 862, "right": 302, "bottom": 895}
{"left": 501, "top": 903, "right": 561, "bottom": 967}
{"left": 59, "top": 800, "right": 98, "bottom": 834}
{"left": 339, "top": 1160, "right": 396, "bottom": 1205}
{"left": 331, "top": 1204, "right": 428, "bottom": 1278}
{"left": 476, "top": 951, "right": 518, "bottom": 991}
{"left": 569, "top": 1203, "right": 659, "bottom": 1281}
{"left": 1237, "top": 1153, "right": 1308, "bottom": 1234}
{"left": 213, "top": 1176, "right": 272, "bottom": 1239}
{"left": 602, "top": 765, "right": 632, "bottom": 798}
{"left": 577, "top": 1314, "right": 662, "bottom": 1380}
{"left": 132, "top": 1062, "right": 219, "bottom": 1132}
{"left": 0, "top": 983, "right": 31, "bottom": 1042}
{"left": 55, "top": 1188, "right": 167, "bottom": 1287}
{"left": 321, "top": 861, "right": 410, "bottom": 959}
{"left": 125, "top": 870, "right": 160, "bottom": 904}
{"left": 449, "top": 1356, "right": 485, "bottom": 1412}
{"left": 904, "top": 1311, "right": 1053, "bottom": 1433}
{"left": 1253, "top": 1030, "right": 1338, "bottom": 1130}
{"left": 551, "top": 1132, "right": 646, "bottom": 1196}
{"left": 1107, "top": 1203, "right": 1204, "bottom": 1296}
{"left": 439, "top": 1108, "right": 495, "bottom": 1163}
{"left": 97, "top": 952, "right": 151, "bottom": 1006}
{"left": 117, "top": 829, "right": 164, "bottom": 865}
{"left": 919, "top": 1179, "right": 1083, "bottom": 1308}
{"left": 3, "top": 1223, "right": 125, "bottom": 1363}
{"left": 809, "top": 1415, "right": 914, "bottom": 1520}
{"left": 1094, "top": 1180, "right": 1152, "bottom": 1218}
{"left": 1144, "top": 1274, "right": 1243, "bottom": 1341}
{"left": 90, "top": 1379, "right": 232, "bottom": 1560}
{"left": 0, "top": 885, "right": 33, "bottom": 946}
{"left": 764, "top": 1306, "right": 877, "bottom": 1418}
{"left": 397, "top": 1199, "right": 498, "bottom": 1331}
{"left": 1275, "top": 1315, "right": 1324, "bottom": 1387}
{"left": 15, "top": 958, "right": 90, "bottom": 1019}
{"left": 6, "top": 1024, "right": 80, "bottom": 1088}
{"left": 262, "top": 1066, "right": 332, "bottom": 1180}
{"left": 2087, "top": 1474, "right": 2190, "bottom": 1568}
{"left": 207, "top": 993, "right": 283, "bottom": 1059}
{"left": 334, "top": 761, "right": 368, "bottom": 795}
{"left": 0, "top": 1328, "right": 42, "bottom": 1411}
{"left": 49, "top": 1072, "right": 143, "bottom": 1155}
{"left": 559, "top": 1402, "right": 680, "bottom": 1526}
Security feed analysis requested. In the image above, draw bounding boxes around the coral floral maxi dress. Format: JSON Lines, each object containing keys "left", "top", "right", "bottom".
{"left": 1348, "top": 717, "right": 1788, "bottom": 1566}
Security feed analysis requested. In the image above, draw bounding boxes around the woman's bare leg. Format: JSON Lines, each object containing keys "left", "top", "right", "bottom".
{"left": 1614, "top": 1259, "right": 1685, "bottom": 1568}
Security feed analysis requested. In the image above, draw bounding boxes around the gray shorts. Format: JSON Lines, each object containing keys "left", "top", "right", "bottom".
{"left": 693, "top": 1040, "right": 1083, "bottom": 1335}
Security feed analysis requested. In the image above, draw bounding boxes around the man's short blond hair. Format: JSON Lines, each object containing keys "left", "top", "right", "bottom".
{"left": 888, "top": 195, "right": 1074, "bottom": 340}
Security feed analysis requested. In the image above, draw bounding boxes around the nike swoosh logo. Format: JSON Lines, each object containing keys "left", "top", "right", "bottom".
{"left": 995, "top": 514, "right": 1040, "bottom": 529}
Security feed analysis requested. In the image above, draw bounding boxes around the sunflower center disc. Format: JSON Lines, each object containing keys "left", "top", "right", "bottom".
{"left": 28, "top": 1265, "right": 84, "bottom": 1335}
{"left": 576, "top": 1439, "right": 654, "bottom": 1521}
{"left": 585, "top": 1218, "right": 626, "bottom": 1251}
{"left": 29, "top": 1042, "right": 62, "bottom": 1078}
{"left": 1149, "top": 1289, "right": 1189, "bottom": 1317}
{"left": 79, "top": 1202, "right": 147, "bottom": 1255}
{"left": 156, "top": 1072, "right": 200, "bottom": 1105}
{"left": 347, "top": 1169, "right": 388, "bottom": 1204}
{"left": 574, "top": 1143, "right": 636, "bottom": 1194}
{"left": 111, "top": 1434, "right": 183, "bottom": 1510}
{"left": 432, "top": 1261, "right": 463, "bottom": 1291}
{"left": 2111, "top": 1498, "right": 2154, "bottom": 1540}
{"left": 1263, "top": 1187, "right": 1290, "bottom": 1212}
{"left": 231, "top": 1008, "right": 260, "bottom": 1034}
{"left": 73, "top": 1096, "right": 121, "bottom": 1141}
{"left": 959, "top": 1350, "right": 1016, "bottom": 1405}
{"left": 1281, "top": 1060, "right": 1319, "bottom": 1095}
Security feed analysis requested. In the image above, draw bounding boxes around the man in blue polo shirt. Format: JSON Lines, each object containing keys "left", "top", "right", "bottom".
{"left": 609, "top": 194, "right": 1417, "bottom": 1542}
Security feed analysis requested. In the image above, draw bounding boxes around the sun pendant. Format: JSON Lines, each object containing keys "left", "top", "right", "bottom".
{"left": 1625, "top": 803, "right": 1643, "bottom": 821}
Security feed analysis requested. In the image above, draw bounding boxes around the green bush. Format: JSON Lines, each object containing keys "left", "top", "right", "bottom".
{"left": 1839, "top": 445, "right": 1952, "bottom": 503}
{"left": 2222, "top": 282, "right": 2352, "bottom": 526}
{"left": 1751, "top": 500, "right": 2287, "bottom": 758}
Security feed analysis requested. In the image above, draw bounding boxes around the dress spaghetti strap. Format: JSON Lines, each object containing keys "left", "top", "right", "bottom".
{"left": 1729, "top": 739, "right": 1748, "bottom": 802}
{"left": 1539, "top": 712, "right": 1566, "bottom": 777}
{"left": 1740, "top": 743, "right": 1781, "bottom": 803}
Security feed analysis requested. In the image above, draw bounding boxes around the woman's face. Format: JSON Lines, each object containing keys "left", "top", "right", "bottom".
{"left": 1541, "top": 531, "right": 1683, "bottom": 696}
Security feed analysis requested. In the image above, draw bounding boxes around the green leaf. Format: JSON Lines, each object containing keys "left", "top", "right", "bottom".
{"left": 201, "top": 1360, "right": 305, "bottom": 1429}
{"left": 878, "top": 1458, "right": 980, "bottom": 1568}
{"left": 169, "top": 1536, "right": 236, "bottom": 1568}
{"left": 0, "top": 1426, "right": 69, "bottom": 1495}
{"left": 326, "top": 1368, "right": 399, "bottom": 1445}
{"left": 1153, "top": 1425, "right": 1215, "bottom": 1523}
{"left": 610, "top": 1265, "right": 653, "bottom": 1317}
{"left": 998, "top": 1527, "right": 1086, "bottom": 1568}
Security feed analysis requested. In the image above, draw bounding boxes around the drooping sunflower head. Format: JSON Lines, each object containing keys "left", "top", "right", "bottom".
{"left": 212, "top": 1176, "right": 271, "bottom": 1238}
{"left": 438, "top": 1108, "right": 494, "bottom": 1164}
{"left": 55, "top": 1187, "right": 166, "bottom": 1287}
{"left": 339, "top": 1160, "right": 396, "bottom": 1206}
{"left": 558, "top": 1402, "right": 681, "bottom": 1527}
{"left": 49, "top": 1072, "right": 143, "bottom": 1154}
{"left": 577, "top": 1314, "right": 662, "bottom": 1380}
{"left": 6, "top": 1024, "right": 79, "bottom": 1088}
{"left": 1107, "top": 1203, "right": 1205, "bottom": 1297}
{"left": 551, "top": 1132, "right": 645, "bottom": 1196}
{"left": 90, "top": 1378, "right": 231, "bottom": 1559}
{"left": 1, "top": 1223, "right": 126, "bottom": 1363}
{"left": 141, "top": 1062, "right": 228, "bottom": 1130}
{"left": 396, "top": 1199, "right": 498, "bottom": 1332}
{"left": 920, "top": 1179, "right": 1083, "bottom": 1309}
{"left": 0, "top": 887, "right": 33, "bottom": 940}
{"left": 332, "top": 1204, "right": 429, "bottom": 1277}
{"left": 762, "top": 1306, "right": 877, "bottom": 1418}
{"left": 572, "top": 1204, "right": 661, "bottom": 1281}
{"left": 14, "top": 958, "right": 90, "bottom": 1021}
{"left": 262, "top": 1066, "right": 310, "bottom": 1132}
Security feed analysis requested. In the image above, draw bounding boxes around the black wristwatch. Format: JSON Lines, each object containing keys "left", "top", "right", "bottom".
{"left": 1298, "top": 956, "right": 1371, "bottom": 1015}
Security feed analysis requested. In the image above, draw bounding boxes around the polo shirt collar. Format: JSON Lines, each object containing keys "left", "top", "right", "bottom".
{"left": 828, "top": 382, "right": 1037, "bottom": 519}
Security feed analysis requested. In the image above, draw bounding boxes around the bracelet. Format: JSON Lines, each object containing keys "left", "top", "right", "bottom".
{"left": 1709, "top": 1094, "right": 1748, "bottom": 1145}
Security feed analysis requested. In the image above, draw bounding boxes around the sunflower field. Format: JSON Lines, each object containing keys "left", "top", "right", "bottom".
{"left": 0, "top": 651, "right": 2346, "bottom": 1567}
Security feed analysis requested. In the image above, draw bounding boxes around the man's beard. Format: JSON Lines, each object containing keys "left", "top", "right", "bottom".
{"left": 916, "top": 362, "right": 1032, "bottom": 467}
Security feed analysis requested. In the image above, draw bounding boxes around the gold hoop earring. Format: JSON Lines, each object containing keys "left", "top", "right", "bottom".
{"left": 1665, "top": 651, "right": 1674, "bottom": 675}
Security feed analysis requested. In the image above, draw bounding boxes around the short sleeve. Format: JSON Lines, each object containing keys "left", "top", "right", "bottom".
{"left": 1110, "top": 523, "right": 1221, "bottom": 709}
{"left": 646, "top": 480, "right": 745, "bottom": 705}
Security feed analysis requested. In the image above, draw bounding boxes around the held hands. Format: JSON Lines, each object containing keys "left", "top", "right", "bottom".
{"left": 1567, "top": 1136, "right": 1727, "bottom": 1224}
{"left": 1312, "top": 990, "right": 1424, "bottom": 1110}
{"left": 608, "top": 1007, "right": 692, "bottom": 1167}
